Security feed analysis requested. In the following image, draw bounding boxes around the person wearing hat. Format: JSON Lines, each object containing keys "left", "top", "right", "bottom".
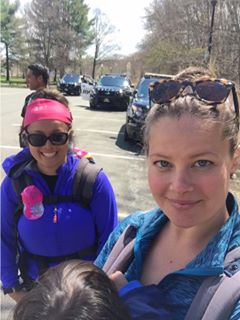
{"left": 1, "top": 96, "right": 118, "bottom": 303}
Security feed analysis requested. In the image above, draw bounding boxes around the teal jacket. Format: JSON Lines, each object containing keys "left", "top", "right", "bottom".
{"left": 95, "top": 193, "right": 240, "bottom": 320}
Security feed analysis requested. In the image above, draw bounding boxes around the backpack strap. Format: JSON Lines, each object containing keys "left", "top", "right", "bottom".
{"left": 72, "top": 157, "right": 102, "bottom": 207}
{"left": 12, "top": 157, "right": 101, "bottom": 211}
{"left": 12, "top": 173, "right": 33, "bottom": 225}
{"left": 43, "top": 157, "right": 101, "bottom": 207}
{"left": 103, "top": 225, "right": 137, "bottom": 275}
{"left": 11, "top": 172, "right": 33, "bottom": 197}
{"left": 185, "top": 247, "right": 240, "bottom": 320}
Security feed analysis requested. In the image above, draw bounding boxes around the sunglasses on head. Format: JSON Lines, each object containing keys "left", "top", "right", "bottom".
{"left": 149, "top": 79, "right": 239, "bottom": 118}
{"left": 26, "top": 132, "right": 70, "bottom": 147}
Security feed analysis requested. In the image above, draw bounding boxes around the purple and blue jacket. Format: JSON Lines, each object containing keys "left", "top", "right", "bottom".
{"left": 1, "top": 148, "right": 118, "bottom": 290}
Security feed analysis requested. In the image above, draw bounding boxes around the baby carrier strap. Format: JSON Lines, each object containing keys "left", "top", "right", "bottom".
{"left": 43, "top": 158, "right": 101, "bottom": 207}
{"left": 102, "top": 225, "right": 240, "bottom": 319}
{"left": 11, "top": 157, "right": 102, "bottom": 224}
{"left": 185, "top": 246, "right": 240, "bottom": 320}
{"left": 72, "top": 157, "right": 102, "bottom": 208}
{"left": 103, "top": 224, "right": 137, "bottom": 275}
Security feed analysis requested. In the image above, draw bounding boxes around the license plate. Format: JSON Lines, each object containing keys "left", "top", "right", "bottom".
{"left": 104, "top": 98, "right": 110, "bottom": 103}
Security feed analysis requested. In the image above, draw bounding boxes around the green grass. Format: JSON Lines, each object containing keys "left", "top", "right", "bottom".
{"left": 0, "top": 77, "right": 57, "bottom": 87}
{"left": 0, "top": 77, "right": 26, "bottom": 87}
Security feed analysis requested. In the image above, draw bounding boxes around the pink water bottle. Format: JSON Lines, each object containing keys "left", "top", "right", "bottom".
{"left": 21, "top": 185, "right": 44, "bottom": 220}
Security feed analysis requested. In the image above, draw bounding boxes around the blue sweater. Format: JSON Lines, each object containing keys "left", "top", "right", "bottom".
{"left": 95, "top": 193, "right": 240, "bottom": 320}
{"left": 1, "top": 148, "right": 118, "bottom": 290}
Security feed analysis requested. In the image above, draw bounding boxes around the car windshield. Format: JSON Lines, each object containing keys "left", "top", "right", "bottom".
{"left": 63, "top": 74, "right": 80, "bottom": 82}
{"left": 99, "top": 76, "right": 128, "bottom": 87}
{"left": 137, "top": 78, "right": 160, "bottom": 99}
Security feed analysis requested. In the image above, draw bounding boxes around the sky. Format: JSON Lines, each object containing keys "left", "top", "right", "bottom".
{"left": 85, "top": 0, "right": 152, "bottom": 56}
{"left": 19, "top": 0, "right": 152, "bottom": 56}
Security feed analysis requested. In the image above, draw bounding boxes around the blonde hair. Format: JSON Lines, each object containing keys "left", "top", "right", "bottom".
{"left": 144, "top": 67, "right": 239, "bottom": 156}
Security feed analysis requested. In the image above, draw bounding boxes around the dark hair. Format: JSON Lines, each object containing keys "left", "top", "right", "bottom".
{"left": 13, "top": 260, "right": 130, "bottom": 320}
{"left": 144, "top": 67, "right": 239, "bottom": 156}
{"left": 28, "top": 64, "right": 49, "bottom": 86}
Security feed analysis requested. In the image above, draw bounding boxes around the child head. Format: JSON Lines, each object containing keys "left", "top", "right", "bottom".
{"left": 13, "top": 260, "right": 130, "bottom": 320}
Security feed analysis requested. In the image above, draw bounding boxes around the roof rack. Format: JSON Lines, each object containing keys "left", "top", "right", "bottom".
{"left": 144, "top": 72, "right": 173, "bottom": 79}
{"left": 103, "top": 73, "right": 127, "bottom": 77}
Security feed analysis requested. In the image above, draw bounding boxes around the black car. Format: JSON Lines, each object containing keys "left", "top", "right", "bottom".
{"left": 57, "top": 74, "right": 82, "bottom": 95}
{"left": 89, "top": 74, "right": 133, "bottom": 110}
{"left": 124, "top": 73, "right": 173, "bottom": 143}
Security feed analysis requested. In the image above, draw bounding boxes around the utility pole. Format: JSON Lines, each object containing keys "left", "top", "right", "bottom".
{"left": 205, "top": 0, "right": 217, "bottom": 64}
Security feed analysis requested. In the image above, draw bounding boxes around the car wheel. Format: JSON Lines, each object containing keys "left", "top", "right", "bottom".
{"left": 89, "top": 102, "right": 96, "bottom": 109}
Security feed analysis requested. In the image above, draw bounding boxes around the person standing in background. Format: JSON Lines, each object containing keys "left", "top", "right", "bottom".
{"left": 20, "top": 64, "right": 49, "bottom": 147}
{"left": 22, "top": 64, "right": 49, "bottom": 118}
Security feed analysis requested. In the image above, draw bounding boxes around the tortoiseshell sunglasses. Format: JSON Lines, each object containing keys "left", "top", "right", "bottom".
{"left": 149, "top": 79, "right": 239, "bottom": 121}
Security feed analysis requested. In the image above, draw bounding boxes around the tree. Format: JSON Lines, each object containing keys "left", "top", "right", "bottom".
{"left": 138, "top": 0, "right": 240, "bottom": 83}
{"left": 139, "top": 0, "right": 210, "bottom": 74}
{"left": 24, "top": 0, "right": 93, "bottom": 75}
{"left": 91, "top": 9, "right": 120, "bottom": 79}
{"left": 0, "top": 0, "right": 20, "bottom": 80}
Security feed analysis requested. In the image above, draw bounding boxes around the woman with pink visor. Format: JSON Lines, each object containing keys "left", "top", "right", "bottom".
{"left": 1, "top": 95, "right": 118, "bottom": 303}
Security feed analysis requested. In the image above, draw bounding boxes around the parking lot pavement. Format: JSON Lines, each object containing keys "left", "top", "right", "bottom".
{"left": 0, "top": 88, "right": 156, "bottom": 318}
{"left": 1, "top": 294, "right": 15, "bottom": 319}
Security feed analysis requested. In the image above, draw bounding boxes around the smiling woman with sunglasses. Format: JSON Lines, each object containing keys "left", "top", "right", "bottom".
{"left": 1, "top": 94, "right": 118, "bottom": 303}
{"left": 95, "top": 67, "right": 240, "bottom": 319}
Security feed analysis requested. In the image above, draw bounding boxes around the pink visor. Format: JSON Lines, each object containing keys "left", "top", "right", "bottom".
{"left": 23, "top": 98, "right": 72, "bottom": 128}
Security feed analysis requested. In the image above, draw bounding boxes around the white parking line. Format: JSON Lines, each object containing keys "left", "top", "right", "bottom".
{"left": 0, "top": 145, "right": 20, "bottom": 150}
{"left": 74, "top": 115, "right": 124, "bottom": 122}
{"left": 0, "top": 90, "right": 27, "bottom": 95}
{"left": 91, "top": 152, "right": 144, "bottom": 161}
{"left": 11, "top": 126, "right": 124, "bottom": 136}
{"left": 76, "top": 128, "right": 123, "bottom": 135}
{"left": 12, "top": 115, "right": 124, "bottom": 126}
{"left": 0, "top": 146, "right": 145, "bottom": 161}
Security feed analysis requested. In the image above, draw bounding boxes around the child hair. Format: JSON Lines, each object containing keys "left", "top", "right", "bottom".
{"left": 13, "top": 260, "right": 130, "bottom": 320}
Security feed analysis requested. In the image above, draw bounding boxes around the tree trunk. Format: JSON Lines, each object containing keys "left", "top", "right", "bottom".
{"left": 5, "top": 43, "right": 10, "bottom": 81}
{"left": 54, "top": 69, "right": 57, "bottom": 82}
{"left": 92, "top": 57, "right": 97, "bottom": 79}
{"left": 92, "top": 44, "right": 99, "bottom": 79}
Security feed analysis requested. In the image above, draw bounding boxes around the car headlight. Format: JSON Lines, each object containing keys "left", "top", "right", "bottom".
{"left": 91, "top": 88, "right": 97, "bottom": 96}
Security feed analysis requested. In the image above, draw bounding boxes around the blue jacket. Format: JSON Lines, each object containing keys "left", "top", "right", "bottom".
{"left": 1, "top": 148, "right": 118, "bottom": 290}
{"left": 95, "top": 193, "right": 240, "bottom": 320}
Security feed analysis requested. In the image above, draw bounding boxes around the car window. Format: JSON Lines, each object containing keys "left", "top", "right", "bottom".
{"left": 63, "top": 74, "right": 81, "bottom": 82}
{"left": 99, "top": 76, "right": 129, "bottom": 87}
{"left": 137, "top": 78, "right": 159, "bottom": 98}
